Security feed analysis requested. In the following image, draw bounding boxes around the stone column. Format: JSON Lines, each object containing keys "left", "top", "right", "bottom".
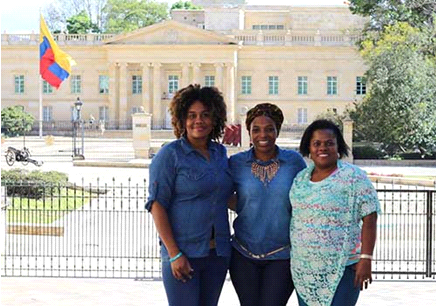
{"left": 108, "top": 62, "right": 118, "bottom": 127}
{"left": 314, "top": 29, "right": 321, "bottom": 46}
{"left": 181, "top": 63, "right": 190, "bottom": 88}
{"left": 192, "top": 63, "right": 201, "bottom": 85}
{"left": 214, "top": 63, "right": 224, "bottom": 92}
{"left": 132, "top": 110, "right": 152, "bottom": 159}
{"left": 141, "top": 63, "right": 151, "bottom": 113}
{"left": 225, "top": 63, "right": 235, "bottom": 123}
{"left": 152, "top": 62, "right": 162, "bottom": 128}
{"left": 239, "top": 109, "right": 250, "bottom": 149}
{"left": 343, "top": 117, "right": 354, "bottom": 163}
{"left": 118, "top": 62, "right": 128, "bottom": 128}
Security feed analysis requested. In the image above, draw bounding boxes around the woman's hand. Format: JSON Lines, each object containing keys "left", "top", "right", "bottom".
{"left": 354, "top": 259, "right": 372, "bottom": 290}
{"left": 171, "top": 255, "right": 194, "bottom": 283}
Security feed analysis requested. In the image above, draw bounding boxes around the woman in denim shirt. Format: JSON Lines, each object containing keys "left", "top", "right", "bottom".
{"left": 229, "top": 103, "right": 307, "bottom": 305}
{"left": 145, "top": 85, "right": 233, "bottom": 306}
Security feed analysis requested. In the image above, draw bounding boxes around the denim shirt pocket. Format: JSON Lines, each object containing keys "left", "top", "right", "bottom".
{"left": 176, "top": 168, "right": 211, "bottom": 196}
{"left": 181, "top": 168, "right": 208, "bottom": 181}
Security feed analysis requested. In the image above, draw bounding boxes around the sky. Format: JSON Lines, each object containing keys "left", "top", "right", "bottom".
{"left": 0, "top": 0, "right": 348, "bottom": 33}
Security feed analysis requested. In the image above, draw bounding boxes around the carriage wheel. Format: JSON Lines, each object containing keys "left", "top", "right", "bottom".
{"left": 5, "top": 150, "right": 15, "bottom": 166}
{"left": 21, "top": 148, "right": 31, "bottom": 165}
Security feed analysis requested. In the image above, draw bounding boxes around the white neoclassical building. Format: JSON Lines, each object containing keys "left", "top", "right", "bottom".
{"left": 1, "top": 0, "right": 368, "bottom": 131}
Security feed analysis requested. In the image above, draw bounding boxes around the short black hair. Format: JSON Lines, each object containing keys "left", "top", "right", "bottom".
{"left": 299, "top": 119, "right": 350, "bottom": 158}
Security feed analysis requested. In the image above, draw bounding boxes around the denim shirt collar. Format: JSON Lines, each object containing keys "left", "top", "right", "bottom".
{"left": 245, "top": 145, "right": 286, "bottom": 163}
{"left": 180, "top": 136, "right": 217, "bottom": 156}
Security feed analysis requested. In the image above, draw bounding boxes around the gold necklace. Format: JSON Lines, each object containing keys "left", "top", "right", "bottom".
{"left": 251, "top": 159, "right": 280, "bottom": 185}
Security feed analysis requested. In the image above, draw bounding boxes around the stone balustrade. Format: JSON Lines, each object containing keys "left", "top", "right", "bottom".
{"left": 2, "top": 30, "right": 361, "bottom": 46}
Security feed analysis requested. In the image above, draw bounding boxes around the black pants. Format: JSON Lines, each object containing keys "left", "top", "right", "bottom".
{"left": 229, "top": 248, "right": 294, "bottom": 306}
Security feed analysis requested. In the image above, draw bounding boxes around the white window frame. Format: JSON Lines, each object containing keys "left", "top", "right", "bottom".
{"left": 168, "top": 75, "right": 179, "bottom": 94}
{"left": 43, "top": 80, "right": 54, "bottom": 94}
{"left": 241, "top": 76, "right": 252, "bottom": 94}
{"left": 43, "top": 106, "right": 53, "bottom": 122}
{"left": 268, "top": 76, "right": 279, "bottom": 95}
{"left": 297, "top": 76, "right": 308, "bottom": 95}
{"left": 99, "top": 106, "right": 109, "bottom": 122}
{"left": 356, "top": 76, "right": 366, "bottom": 95}
{"left": 99, "top": 75, "right": 109, "bottom": 94}
{"left": 132, "top": 75, "right": 142, "bottom": 94}
{"left": 204, "top": 75, "right": 215, "bottom": 87}
{"left": 297, "top": 108, "right": 308, "bottom": 124}
{"left": 71, "top": 75, "right": 81, "bottom": 94}
{"left": 327, "top": 76, "right": 337, "bottom": 95}
{"left": 14, "top": 75, "right": 25, "bottom": 94}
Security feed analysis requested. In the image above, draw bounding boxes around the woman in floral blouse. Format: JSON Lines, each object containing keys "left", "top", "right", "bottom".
{"left": 289, "top": 119, "right": 381, "bottom": 306}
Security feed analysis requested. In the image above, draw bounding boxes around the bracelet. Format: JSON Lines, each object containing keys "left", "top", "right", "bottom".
{"left": 169, "top": 252, "right": 183, "bottom": 263}
{"left": 360, "top": 254, "right": 373, "bottom": 260}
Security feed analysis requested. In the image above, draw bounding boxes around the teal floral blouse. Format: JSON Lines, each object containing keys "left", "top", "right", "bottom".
{"left": 289, "top": 160, "right": 381, "bottom": 306}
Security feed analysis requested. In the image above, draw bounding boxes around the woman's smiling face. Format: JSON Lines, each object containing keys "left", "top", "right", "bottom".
{"left": 250, "top": 115, "right": 278, "bottom": 160}
{"left": 309, "top": 129, "right": 339, "bottom": 170}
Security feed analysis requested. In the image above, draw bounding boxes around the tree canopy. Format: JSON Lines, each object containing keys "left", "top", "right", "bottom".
{"left": 42, "top": 0, "right": 170, "bottom": 34}
{"left": 67, "top": 10, "right": 100, "bottom": 33}
{"left": 350, "top": 21, "right": 436, "bottom": 155}
{"left": 171, "top": 1, "right": 203, "bottom": 10}
{"left": 103, "top": 0, "right": 169, "bottom": 33}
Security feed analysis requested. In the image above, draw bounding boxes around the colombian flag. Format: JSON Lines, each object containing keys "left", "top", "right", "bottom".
{"left": 39, "top": 14, "right": 76, "bottom": 89}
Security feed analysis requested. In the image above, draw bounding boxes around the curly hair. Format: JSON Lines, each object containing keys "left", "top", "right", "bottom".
{"left": 169, "top": 84, "right": 227, "bottom": 141}
{"left": 299, "top": 119, "right": 350, "bottom": 158}
{"left": 245, "top": 103, "right": 284, "bottom": 136}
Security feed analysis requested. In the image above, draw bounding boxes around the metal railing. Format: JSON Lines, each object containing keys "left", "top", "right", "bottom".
{"left": 1, "top": 180, "right": 435, "bottom": 280}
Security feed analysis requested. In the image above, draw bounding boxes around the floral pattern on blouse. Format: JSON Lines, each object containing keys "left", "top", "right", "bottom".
{"left": 289, "top": 160, "right": 380, "bottom": 306}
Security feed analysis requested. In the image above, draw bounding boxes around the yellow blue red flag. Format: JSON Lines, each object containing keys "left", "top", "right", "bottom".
{"left": 39, "top": 14, "right": 76, "bottom": 89}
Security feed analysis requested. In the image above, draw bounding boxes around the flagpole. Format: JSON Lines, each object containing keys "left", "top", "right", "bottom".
{"left": 39, "top": 77, "right": 43, "bottom": 138}
{"left": 39, "top": 10, "right": 43, "bottom": 138}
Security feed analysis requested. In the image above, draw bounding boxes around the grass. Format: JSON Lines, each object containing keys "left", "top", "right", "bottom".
{"left": 6, "top": 188, "right": 92, "bottom": 224}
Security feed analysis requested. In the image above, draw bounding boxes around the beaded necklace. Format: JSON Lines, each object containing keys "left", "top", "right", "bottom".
{"left": 251, "top": 159, "right": 280, "bottom": 185}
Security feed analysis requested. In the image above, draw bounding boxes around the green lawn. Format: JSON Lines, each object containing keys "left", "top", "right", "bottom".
{"left": 6, "top": 188, "right": 91, "bottom": 224}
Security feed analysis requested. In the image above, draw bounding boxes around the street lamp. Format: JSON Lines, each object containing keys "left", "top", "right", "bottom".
{"left": 72, "top": 97, "right": 85, "bottom": 160}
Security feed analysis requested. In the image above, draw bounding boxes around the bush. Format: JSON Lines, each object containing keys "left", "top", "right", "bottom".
{"left": 1, "top": 169, "right": 68, "bottom": 199}
{"left": 397, "top": 152, "right": 436, "bottom": 160}
{"left": 1, "top": 106, "right": 35, "bottom": 137}
{"left": 352, "top": 145, "right": 386, "bottom": 159}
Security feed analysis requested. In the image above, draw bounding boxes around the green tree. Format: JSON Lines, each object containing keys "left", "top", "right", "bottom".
{"left": 1, "top": 107, "right": 35, "bottom": 137}
{"left": 103, "top": 0, "right": 169, "bottom": 33}
{"left": 171, "top": 1, "right": 203, "bottom": 10}
{"left": 350, "top": 22, "right": 436, "bottom": 156}
{"left": 43, "top": 0, "right": 107, "bottom": 33}
{"left": 67, "top": 10, "right": 100, "bottom": 33}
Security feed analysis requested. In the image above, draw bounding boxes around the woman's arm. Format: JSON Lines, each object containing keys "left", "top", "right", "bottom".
{"left": 354, "top": 212, "right": 377, "bottom": 290}
{"left": 150, "top": 201, "right": 193, "bottom": 282}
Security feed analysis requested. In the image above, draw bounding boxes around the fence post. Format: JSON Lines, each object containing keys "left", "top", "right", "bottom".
{"left": 426, "top": 190, "right": 434, "bottom": 277}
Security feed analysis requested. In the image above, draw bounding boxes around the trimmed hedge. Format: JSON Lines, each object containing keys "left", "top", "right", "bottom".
{"left": 1, "top": 169, "right": 68, "bottom": 199}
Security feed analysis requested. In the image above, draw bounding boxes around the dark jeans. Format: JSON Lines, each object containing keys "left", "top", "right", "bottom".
{"left": 161, "top": 249, "right": 230, "bottom": 306}
{"left": 296, "top": 264, "right": 361, "bottom": 306}
{"left": 229, "top": 248, "right": 294, "bottom": 306}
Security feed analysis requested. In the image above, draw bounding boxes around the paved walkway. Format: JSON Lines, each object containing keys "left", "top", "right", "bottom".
{"left": 1, "top": 276, "right": 436, "bottom": 306}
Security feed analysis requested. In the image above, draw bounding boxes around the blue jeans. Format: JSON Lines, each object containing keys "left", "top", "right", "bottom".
{"left": 297, "top": 264, "right": 361, "bottom": 306}
{"left": 229, "top": 248, "right": 294, "bottom": 305}
{"left": 162, "top": 249, "right": 230, "bottom": 306}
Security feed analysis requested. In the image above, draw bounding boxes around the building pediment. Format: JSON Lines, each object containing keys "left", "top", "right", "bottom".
{"left": 104, "top": 20, "right": 237, "bottom": 45}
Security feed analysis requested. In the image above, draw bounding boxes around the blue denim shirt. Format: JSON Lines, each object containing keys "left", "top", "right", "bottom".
{"left": 229, "top": 147, "right": 306, "bottom": 260}
{"left": 145, "top": 137, "right": 233, "bottom": 259}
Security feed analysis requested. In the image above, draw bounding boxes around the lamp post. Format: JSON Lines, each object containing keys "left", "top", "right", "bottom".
{"left": 73, "top": 97, "right": 85, "bottom": 160}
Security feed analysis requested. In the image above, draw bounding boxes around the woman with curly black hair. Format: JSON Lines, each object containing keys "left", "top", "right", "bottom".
{"left": 145, "top": 84, "right": 233, "bottom": 306}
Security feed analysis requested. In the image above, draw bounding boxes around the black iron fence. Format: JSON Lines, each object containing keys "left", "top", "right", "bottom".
{"left": 1, "top": 180, "right": 435, "bottom": 280}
